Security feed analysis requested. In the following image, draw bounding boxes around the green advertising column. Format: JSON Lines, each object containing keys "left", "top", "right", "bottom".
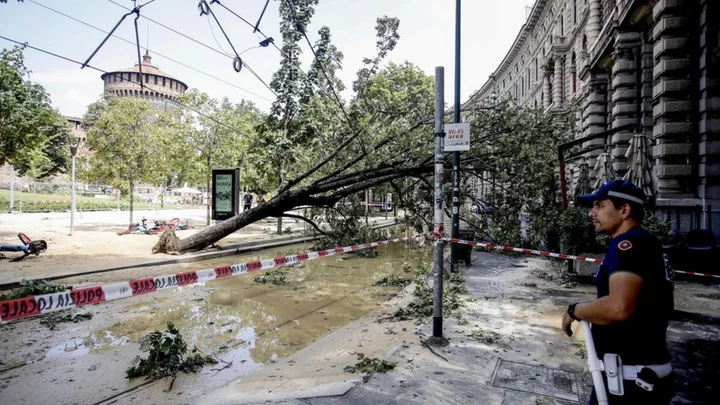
{"left": 212, "top": 169, "right": 240, "bottom": 221}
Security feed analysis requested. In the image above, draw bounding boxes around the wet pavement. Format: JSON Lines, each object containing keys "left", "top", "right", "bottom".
{"left": 2, "top": 247, "right": 718, "bottom": 404}
{"left": 0, "top": 242, "right": 429, "bottom": 404}
{"left": 236, "top": 250, "right": 720, "bottom": 405}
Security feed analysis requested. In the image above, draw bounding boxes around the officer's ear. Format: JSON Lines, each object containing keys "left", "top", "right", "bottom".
{"left": 620, "top": 203, "right": 632, "bottom": 220}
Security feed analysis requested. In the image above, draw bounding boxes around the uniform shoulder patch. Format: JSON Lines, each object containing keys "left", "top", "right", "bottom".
{"left": 618, "top": 240, "right": 633, "bottom": 251}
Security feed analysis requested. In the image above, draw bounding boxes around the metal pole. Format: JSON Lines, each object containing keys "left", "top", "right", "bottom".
{"left": 9, "top": 165, "right": 14, "bottom": 211}
{"left": 429, "top": 66, "right": 448, "bottom": 346}
{"left": 450, "top": 0, "right": 462, "bottom": 273}
{"left": 70, "top": 142, "right": 78, "bottom": 236}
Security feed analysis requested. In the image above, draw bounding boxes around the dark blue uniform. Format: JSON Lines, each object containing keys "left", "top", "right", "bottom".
{"left": 590, "top": 227, "right": 675, "bottom": 404}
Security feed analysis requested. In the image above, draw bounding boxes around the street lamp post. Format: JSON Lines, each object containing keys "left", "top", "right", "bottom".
{"left": 70, "top": 138, "right": 80, "bottom": 236}
{"left": 450, "top": 0, "right": 462, "bottom": 273}
{"left": 490, "top": 73, "right": 498, "bottom": 105}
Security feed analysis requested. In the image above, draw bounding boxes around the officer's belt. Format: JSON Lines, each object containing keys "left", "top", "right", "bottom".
{"left": 622, "top": 362, "right": 672, "bottom": 380}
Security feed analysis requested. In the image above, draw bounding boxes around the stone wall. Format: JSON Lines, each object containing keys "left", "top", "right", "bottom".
{"left": 468, "top": 0, "right": 720, "bottom": 235}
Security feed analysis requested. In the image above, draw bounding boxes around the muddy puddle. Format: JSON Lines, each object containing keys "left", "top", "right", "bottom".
{"left": 0, "top": 241, "right": 430, "bottom": 404}
{"left": 96, "top": 242, "right": 429, "bottom": 362}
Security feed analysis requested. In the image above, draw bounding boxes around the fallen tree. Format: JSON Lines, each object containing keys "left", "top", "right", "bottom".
{"left": 151, "top": 4, "right": 575, "bottom": 254}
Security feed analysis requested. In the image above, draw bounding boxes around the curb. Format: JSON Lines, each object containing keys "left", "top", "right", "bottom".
{"left": 0, "top": 221, "right": 400, "bottom": 290}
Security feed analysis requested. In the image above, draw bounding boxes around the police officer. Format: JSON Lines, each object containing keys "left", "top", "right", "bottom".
{"left": 561, "top": 180, "right": 675, "bottom": 404}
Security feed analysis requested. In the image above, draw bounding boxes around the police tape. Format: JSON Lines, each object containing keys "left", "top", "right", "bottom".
{"left": 0, "top": 235, "right": 423, "bottom": 323}
{"left": 442, "top": 238, "right": 720, "bottom": 280}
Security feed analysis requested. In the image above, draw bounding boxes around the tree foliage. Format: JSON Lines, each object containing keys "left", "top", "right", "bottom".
{"left": 126, "top": 321, "right": 215, "bottom": 387}
{"left": 462, "top": 102, "right": 576, "bottom": 249}
{"left": 85, "top": 98, "right": 174, "bottom": 225}
{"left": 1, "top": 46, "right": 72, "bottom": 178}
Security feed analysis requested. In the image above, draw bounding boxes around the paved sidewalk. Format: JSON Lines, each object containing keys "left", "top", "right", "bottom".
{"left": 228, "top": 250, "right": 720, "bottom": 405}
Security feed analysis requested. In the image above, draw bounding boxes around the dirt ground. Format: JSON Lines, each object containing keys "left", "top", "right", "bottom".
{"left": 0, "top": 209, "right": 396, "bottom": 285}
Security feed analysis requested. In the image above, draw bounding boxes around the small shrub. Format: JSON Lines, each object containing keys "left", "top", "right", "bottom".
{"left": 40, "top": 311, "right": 92, "bottom": 330}
{"left": 344, "top": 353, "right": 396, "bottom": 382}
{"left": 126, "top": 322, "right": 216, "bottom": 388}
{"left": 0, "top": 279, "right": 71, "bottom": 301}
{"left": 253, "top": 269, "right": 289, "bottom": 285}
{"left": 373, "top": 274, "right": 411, "bottom": 287}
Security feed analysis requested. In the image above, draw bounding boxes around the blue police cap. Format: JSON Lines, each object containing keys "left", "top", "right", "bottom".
{"left": 577, "top": 179, "right": 646, "bottom": 206}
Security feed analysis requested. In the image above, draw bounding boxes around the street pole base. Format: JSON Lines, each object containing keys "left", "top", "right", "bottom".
{"left": 429, "top": 317, "right": 449, "bottom": 347}
{"left": 427, "top": 335, "right": 449, "bottom": 347}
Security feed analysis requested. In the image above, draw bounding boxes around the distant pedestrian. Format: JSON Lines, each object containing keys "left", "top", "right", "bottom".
{"left": 243, "top": 191, "right": 253, "bottom": 212}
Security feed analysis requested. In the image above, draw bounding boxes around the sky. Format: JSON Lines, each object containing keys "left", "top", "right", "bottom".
{"left": 0, "top": 0, "right": 534, "bottom": 118}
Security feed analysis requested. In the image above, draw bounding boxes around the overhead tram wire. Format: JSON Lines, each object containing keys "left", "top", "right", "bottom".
{"left": 27, "top": 0, "right": 274, "bottom": 103}
{"left": 108, "top": 0, "right": 276, "bottom": 98}
{"left": 107, "top": 0, "right": 229, "bottom": 59}
{"left": 0, "top": 35, "right": 252, "bottom": 138}
{"left": 206, "top": 14, "right": 233, "bottom": 57}
{"left": 81, "top": 0, "right": 161, "bottom": 90}
{"left": 212, "top": 1, "right": 342, "bottom": 107}
{"left": 199, "top": 0, "right": 276, "bottom": 97}
{"left": 210, "top": 1, "right": 361, "bottom": 140}
{"left": 217, "top": 0, "right": 439, "bottom": 174}
{"left": 106, "top": 0, "right": 275, "bottom": 98}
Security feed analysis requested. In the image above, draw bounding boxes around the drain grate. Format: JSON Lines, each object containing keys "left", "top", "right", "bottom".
{"left": 491, "top": 359, "right": 590, "bottom": 403}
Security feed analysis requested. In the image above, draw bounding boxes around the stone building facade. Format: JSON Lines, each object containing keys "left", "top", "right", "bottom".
{"left": 470, "top": 0, "right": 720, "bottom": 234}
{"left": 101, "top": 51, "right": 188, "bottom": 108}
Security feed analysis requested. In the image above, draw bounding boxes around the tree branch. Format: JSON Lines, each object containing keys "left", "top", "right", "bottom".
{"left": 316, "top": 163, "right": 432, "bottom": 194}
{"left": 277, "top": 213, "right": 330, "bottom": 236}
{"left": 389, "top": 180, "right": 433, "bottom": 231}
{"left": 277, "top": 130, "right": 352, "bottom": 194}
{"left": 309, "top": 115, "right": 433, "bottom": 187}
{"left": 325, "top": 166, "right": 431, "bottom": 201}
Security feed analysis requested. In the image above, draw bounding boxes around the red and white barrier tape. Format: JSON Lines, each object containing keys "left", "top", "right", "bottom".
{"left": 0, "top": 235, "right": 423, "bottom": 323}
{"left": 442, "top": 238, "right": 720, "bottom": 280}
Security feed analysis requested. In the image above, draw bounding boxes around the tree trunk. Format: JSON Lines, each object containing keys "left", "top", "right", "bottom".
{"left": 393, "top": 192, "right": 398, "bottom": 218}
{"left": 206, "top": 174, "right": 211, "bottom": 226}
{"left": 150, "top": 164, "right": 433, "bottom": 254}
{"left": 365, "top": 189, "right": 369, "bottom": 227}
{"left": 158, "top": 188, "right": 315, "bottom": 253}
{"left": 129, "top": 180, "right": 134, "bottom": 227}
{"left": 276, "top": 165, "right": 284, "bottom": 235}
{"left": 206, "top": 148, "right": 212, "bottom": 226}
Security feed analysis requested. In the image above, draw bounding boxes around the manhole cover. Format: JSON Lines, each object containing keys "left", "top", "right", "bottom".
{"left": 491, "top": 359, "right": 590, "bottom": 403}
